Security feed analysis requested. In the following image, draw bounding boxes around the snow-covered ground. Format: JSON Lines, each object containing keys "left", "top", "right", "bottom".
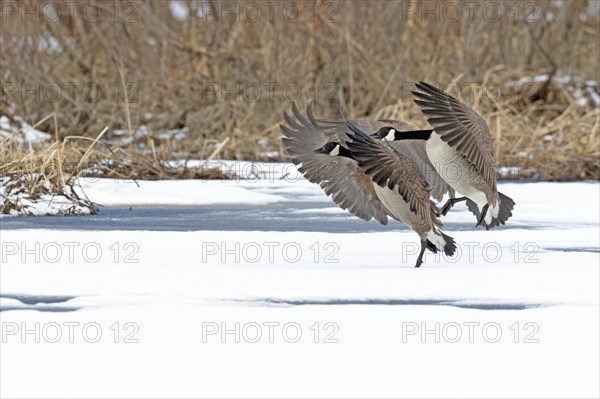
{"left": 1, "top": 174, "right": 598, "bottom": 398}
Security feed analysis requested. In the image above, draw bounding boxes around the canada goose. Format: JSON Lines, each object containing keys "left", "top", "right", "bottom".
{"left": 312, "top": 117, "right": 455, "bottom": 203}
{"left": 375, "top": 82, "right": 515, "bottom": 229}
{"left": 280, "top": 101, "right": 456, "bottom": 267}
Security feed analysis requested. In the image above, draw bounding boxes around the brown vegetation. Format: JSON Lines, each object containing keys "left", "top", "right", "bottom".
{"left": 1, "top": 0, "right": 599, "bottom": 180}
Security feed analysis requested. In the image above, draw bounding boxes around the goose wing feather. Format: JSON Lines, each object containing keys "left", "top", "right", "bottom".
{"left": 412, "top": 81, "right": 497, "bottom": 190}
{"left": 280, "top": 102, "right": 390, "bottom": 224}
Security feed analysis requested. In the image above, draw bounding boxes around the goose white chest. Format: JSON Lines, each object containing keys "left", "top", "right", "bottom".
{"left": 425, "top": 132, "right": 488, "bottom": 208}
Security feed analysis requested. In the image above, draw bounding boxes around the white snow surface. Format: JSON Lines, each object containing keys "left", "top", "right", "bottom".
{"left": 1, "top": 177, "right": 599, "bottom": 398}
{"left": 72, "top": 163, "right": 320, "bottom": 207}
{"left": 76, "top": 177, "right": 291, "bottom": 206}
{"left": 2, "top": 194, "right": 93, "bottom": 216}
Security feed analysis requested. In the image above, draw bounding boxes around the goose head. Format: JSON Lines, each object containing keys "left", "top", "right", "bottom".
{"left": 314, "top": 142, "right": 340, "bottom": 156}
{"left": 371, "top": 127, "right": 397, "bottom": 141}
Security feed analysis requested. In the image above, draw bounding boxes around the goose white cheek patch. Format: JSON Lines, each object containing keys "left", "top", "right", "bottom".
{"left": 385, "top": 129, "right": 396, "bottom": 141}
{"left": 330, "top": 145, "right": 340, "bottom": 156}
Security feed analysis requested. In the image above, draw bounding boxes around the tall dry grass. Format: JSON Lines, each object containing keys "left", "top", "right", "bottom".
{"left": 0, "top": 114, "right": 228, "bottom": 214}
{"left": 1, "top": 0, "right": 599, "bottom": 180}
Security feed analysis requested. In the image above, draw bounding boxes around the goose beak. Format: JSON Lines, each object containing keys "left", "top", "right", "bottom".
{"left": 313, "top": 146, "right": 328, "bottom": 155}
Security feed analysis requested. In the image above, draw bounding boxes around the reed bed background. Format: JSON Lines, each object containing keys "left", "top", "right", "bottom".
{"left": 1, "top": 0, "right": 599, "bottom": 183}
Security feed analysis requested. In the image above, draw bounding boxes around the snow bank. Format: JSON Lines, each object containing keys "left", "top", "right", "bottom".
{"left": 1, "top": 194, "right": 94, "bottom": 216}
{"left": 0, "top": 177, "right": 97, "bottom": 217}
{"left": 76, "top": 178, "right": 293, "bottom": 206}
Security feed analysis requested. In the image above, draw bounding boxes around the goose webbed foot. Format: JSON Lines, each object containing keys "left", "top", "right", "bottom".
{"left": 476, "top": 204, "right": 489, "bottom": 228}
{"left": 440, "top": 196, "right": 467, "bottom": 216}
{"left": 414, "top": 240, "right": 427, "bottom": 268}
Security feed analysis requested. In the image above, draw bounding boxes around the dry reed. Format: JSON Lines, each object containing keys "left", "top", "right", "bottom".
{"left": 1, "top": 0, "right": 598, "bottom": 180}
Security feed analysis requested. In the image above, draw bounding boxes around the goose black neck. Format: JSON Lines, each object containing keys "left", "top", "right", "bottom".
{"left": 394, "top": 129, "right": 433, "bottom": 141}
{"left": 338, "top": 146, "right": 356, "bottom": 160}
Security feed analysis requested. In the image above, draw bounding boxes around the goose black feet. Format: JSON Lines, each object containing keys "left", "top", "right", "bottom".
{"left": 415, "top": 240, "right": 427, "bottom": 268}
{"left": 476, "top": 204, "right": 489, "bottom": 228}
{"left": 440, "top": 197, "right": 467, "bottom": 216}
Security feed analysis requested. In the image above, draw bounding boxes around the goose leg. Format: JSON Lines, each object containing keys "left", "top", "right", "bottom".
{"left": 476, "top": 204, "right": 489, "bottom": 228}
{"left": 440, "top": 197, "right": 467, "bottom": 216}
{"left": 415, "top": 240, "right": 427, "bottom": 268}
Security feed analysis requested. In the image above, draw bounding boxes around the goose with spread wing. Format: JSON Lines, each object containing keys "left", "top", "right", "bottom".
{"left": 373, "top": 82, "right": 515, "bottom": 229}
{"left": 280, "top": 100, "right": 456, "bottom": 267}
